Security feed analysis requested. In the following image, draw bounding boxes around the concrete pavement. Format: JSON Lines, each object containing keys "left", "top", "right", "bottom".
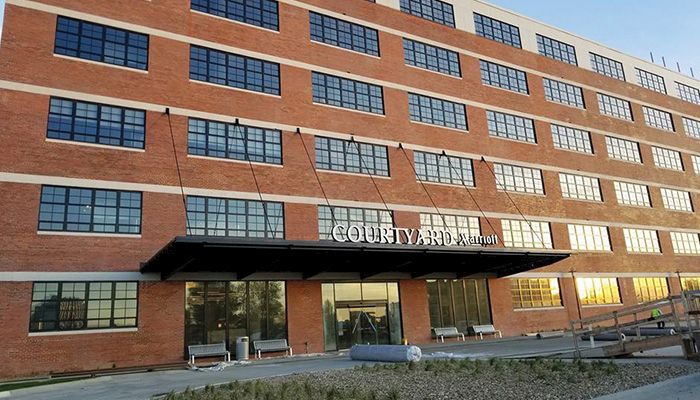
{"left": 593, "top": 372, "right": 700, "bottom": 400}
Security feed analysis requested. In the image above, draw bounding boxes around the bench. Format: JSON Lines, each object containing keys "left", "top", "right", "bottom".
{"left": 187, "top": 342, "right": 230, "bottom": 364}
{"left": 472, "top": 324, "right": 502, "bottom": 340}
{"left": 253, "top": 339, "right": 293, "bottom": 359}
{"left": 433, "top": 327, "right": 466, "bottom": 343}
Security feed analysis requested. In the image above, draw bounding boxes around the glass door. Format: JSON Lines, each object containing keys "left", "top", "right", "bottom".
{"left": 335, "top": 304, "right": 390, "bottom": 349}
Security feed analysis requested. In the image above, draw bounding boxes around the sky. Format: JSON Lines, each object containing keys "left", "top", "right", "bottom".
{"left": 0, "top": 1, "right": 698, "bottom": 76}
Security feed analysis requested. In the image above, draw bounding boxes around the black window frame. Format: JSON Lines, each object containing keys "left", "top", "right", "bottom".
{"left": 473, "top": 13, "right": 521, "bottom": 48}
{"left": 315, "top": 136, "right": 390, "bottom": 176}
{"left": 311, "top": 72, "right": 385, "bottom": 115}
{"left": 486, "top": 110, "right": 537, "bottom": 143}
{"left": 190, "top": 0, "right": 279, "bottom": 31}
{"left": 589, "top": 53, "right": 625, "bottom": 81}
{"left": 536, "top": 34, "right": 577, "bottom": 66}
{"left": 542, "top": 78, "right": 586, "bottom": 109}
{"left": 414, "top": 150, "right": 475, "bottom": 186}
{"left": 479, "top": 60, "right": 529, "bottom": 94}
{"left": 185, "top": 195, "right": 285, "bottom": 239}
{"left": 408, "top": 93, "right": 468, "bottom": 130}
{"left": 309, "top": 11, "right": 380, "bottom": 56}
{"left": 399, "top": 0, "right": 455, "bottom": 28}
{"left": 402, "top": 38, "right": 461, "bottom": 77}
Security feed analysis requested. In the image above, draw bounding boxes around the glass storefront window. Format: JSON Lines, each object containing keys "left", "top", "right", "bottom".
{"left": 426, "top": 279, "right": 492, "bottom": 332}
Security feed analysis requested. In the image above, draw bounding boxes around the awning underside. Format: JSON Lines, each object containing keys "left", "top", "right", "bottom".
{"left": 140, "top": 236, "right": 570, "bottom": 281}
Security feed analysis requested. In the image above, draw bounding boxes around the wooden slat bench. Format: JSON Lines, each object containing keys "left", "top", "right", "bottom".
{"left": 433, "top": 327, "right": 466, "bottom": 343}
{"left": 253, "top": 339, "right": 292, "bottom": 359}
{"left": 472, "top": 324, "right": 502, "bottom": 340}
{"left": 187, "top": 342, "right": 230, "bottom": 364}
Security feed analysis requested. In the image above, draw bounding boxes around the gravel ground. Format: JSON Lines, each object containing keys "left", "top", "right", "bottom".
{"left": 161, "top": 359, "right": 700, "bottom": 400}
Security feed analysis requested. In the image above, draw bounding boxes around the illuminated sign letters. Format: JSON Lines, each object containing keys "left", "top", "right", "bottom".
{"left": 330, "top": 225, "right": 498, "bottom": 246}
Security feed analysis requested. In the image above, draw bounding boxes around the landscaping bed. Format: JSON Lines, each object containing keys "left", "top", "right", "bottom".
{"left": 159, "top": 358, "right": 700, "bottom": 400}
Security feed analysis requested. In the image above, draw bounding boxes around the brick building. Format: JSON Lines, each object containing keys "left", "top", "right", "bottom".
{"left": 1, "top": 0, "right": 699, "bottom": 379}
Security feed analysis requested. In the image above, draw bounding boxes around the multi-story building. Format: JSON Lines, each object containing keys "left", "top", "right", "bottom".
{"left": 1, "top": 0, "right": 699, "bottom": 378}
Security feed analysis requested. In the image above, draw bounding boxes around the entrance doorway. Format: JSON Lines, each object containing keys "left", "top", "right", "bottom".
{"left": 335, "top": 304, "right": 390, "bottom": 349}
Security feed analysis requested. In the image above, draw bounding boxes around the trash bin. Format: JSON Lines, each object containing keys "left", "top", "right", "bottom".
{"left": 236, "top": 336, "right": 249, "bottom": 361}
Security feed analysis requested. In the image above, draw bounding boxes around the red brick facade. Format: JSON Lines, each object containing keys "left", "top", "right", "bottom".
{"left": 0, "top": 0, "right": 698, "bottom": 379}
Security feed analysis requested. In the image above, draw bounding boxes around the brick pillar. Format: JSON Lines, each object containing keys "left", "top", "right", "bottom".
{"left": 398, "top": 279, "right": 431, "bottom": 344}
{"left": 286, "top": 280, "right": 324, "bottom": 354}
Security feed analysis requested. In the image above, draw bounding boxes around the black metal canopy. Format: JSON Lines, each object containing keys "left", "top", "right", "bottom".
{"left": 140, "top": 236, "right": 570, "bottom": 281}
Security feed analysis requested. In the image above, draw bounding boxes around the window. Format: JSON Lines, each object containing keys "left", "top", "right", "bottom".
{"left": 623, "top": 228, "right": 661, "bottom": 253}
{"left": 47, "top": 97, "right": 145, "bottom": 149}
{"left": 589, "top": 53, "right": 625, "bottom": 81}
{"left": 30, "top": 281, "right": 137, "bottom": 332}
{"left": 682, "top": 117, "right": 700, "bottom": 139}
{"left": 427, "top": 279, "right": 492, "bottom": 331}
{"left": 54, "top": 17, "right": 148, "bottom": 70}
{"left": 542, "top": 78, "right": 585, "bottom": 108}
{"left": 187, "top": 118, "right": 281, "bottom": 165}
{"left": 605, "top": 136, "right": 641, "bottom": 163}
{"left": 318, "top": 205, "right": 392, "bottom": 240}
{"left": 191, "top": 0, "right": 278, "bottom": 30}
{"left": 559, "top": 173, "right": 602, "bottom": 202}
{"left": 310, "top": 12, "right": 379, "bottom": 56}
{"left": 486, "top": 111, "right": 536, "bottom": 143}
{"left": 550, "top": 124, "right": 593, "bottom": 154}
{"left": 511, "top": 278, "right": 561, "bottom": 309}
{"left": 536, "top": 34, "right": 577, "bottom": 65}
{"left": 190, "top": 45, "right": 280, "bottom": 95}
{"left": 568, "top": 224, "right": 611, "bottom": 251}
{"left": 693, "top": 155, "right": 700, "bottom": 174}
{"left": 312, "top": 72, "right": 384, "bottom": 114}
{"left": 479, "top": 60, "right": 528, "bottom": 94}
{"left": 633, "top": 277, "right": 669, "bottom": 303}
{"left": 414, "top": 151, "right": 474, "bottom": 186}
{"left": 576, "top": 278, "right": 621, "bottom": 305}
{"left": 671, "top": 232, "right": 700, "bottom": 255}
{"left": 420, "top": 213, "right": 480, "bottom": 237}
{"left": 597, "top": 93, "right": 632, "bottom": 121}
{"left": 501, "top": 219, "right": 552, "bottom": 249}
{"left": 38, "top": 186, "right": 141, "bottom": 234}
{"left": 402, "top": 38, "right": 461, "bottom": 77}
{"left": 682, "top": 277, "right": 700, "bottom": 290}
{"left": 660, "top": 188, "right": 693, "bottom": 212}
{"left": 651, "top": 146, "right": 684, "bottom": 171}
{"left": 408, "top": 93, "right": 467, "bottom": 130}
{"left": 185, "top": 281, "right": 286, "bottom": 352}
{"left": 642, "top": 106, "right": 675, "bottom": 132}
{"left": 635, "top": 68, "right": 666, "bottom": 94}
{"left": 494, "top": 163, "right": 544, "bottom": 195}
{"left": 614, "top": 181, "right": 651, "bottom": 207}
{"left": 315, "top": 136, "right": 389, "bottom": 176}
{"left": 473, "top": 13, "right": 521, "bottom": 48}
{"left": 399, "top": 0, "right": 455, "bottom": 27}
{"left": 186, "top": 196, "right": 283, "bottom": 238}
{"left": 676, "top": 82, "right": 700, "bottom": 105}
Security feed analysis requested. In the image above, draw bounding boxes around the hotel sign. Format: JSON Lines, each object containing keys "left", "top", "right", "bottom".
{"left": 330, "top": 225, "right": 498, "bottom": 247}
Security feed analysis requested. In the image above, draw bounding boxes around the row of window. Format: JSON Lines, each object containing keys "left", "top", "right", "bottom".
{"left": 36, "top": 185, "right": 700, "bottom": 256}
{"left": 53, "top": 14, "right": 700, "bottom": 147}
{"left": 511, "top": 277, "right": 700, "bottom": 309}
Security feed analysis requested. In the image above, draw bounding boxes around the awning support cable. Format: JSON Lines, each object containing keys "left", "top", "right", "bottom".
{"left": 442, "top": 151, "right": 503, "bottom": 244}
{"left": 295, "top": 128, "right": 338, "bottom": 226}
{"left": 350, "top": 136, "right": 393, "bottom": 216}
{"left": 479, "top": 156, "right": 547, "bottom": 248}
{"left": 165, "top": 108, "right": 193, "bottom": 235}
{"left": 398, "top": 143, "right": 449, "bottom": 231}
{"left": 234, "top": 119, "right": 278, "bottom": 238}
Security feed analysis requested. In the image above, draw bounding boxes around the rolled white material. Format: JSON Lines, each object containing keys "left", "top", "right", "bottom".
{"left": 349, "top": 344, "right": 422, "bottom": 362}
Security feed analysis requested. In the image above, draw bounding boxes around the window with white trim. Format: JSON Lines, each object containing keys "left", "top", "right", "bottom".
{"left": 651, "top": 146, "right": 683, "bottom": 171}
{"left": 614, "top": 181, "right": 651, "bottom": 207}
{"left": 559, "top": 173, "right": 601, "bottom": 202}
{"left": 501, "top": 219, "right": 552, "bottom": 249}
{"left": 597, "top": 93, "right": 632, "bottom": 121}
{"left": 510, "top": 278, "right": 562, "bottom": 309}
{"left": 660, "top": 188, "right": 693, "bottom": 212}
{"left": 486, "top": 111, "right": 536, "bottom": 143}
{"left": 550, "top": 124, "right": 593, "bottom": 154}
{"left": 692, "top": 155, "right": 700, "bottom": 174}
{"left": 420, "top": 213, "right": 480, "bottom": 237}
{"left": 635, "top": 68, "right": 667, "bottom": 94}
{"left": 414, "top": 151, "right": 474, "bottom": 186}
{"left": 589, "top": 53, "right": 625, "bottom": 81}
{"left": 536, "top": 34, "right": 577, "bottom": 65}
{"left": 576, "top": 278, "right": 621, "bottom": 305}
{"left": 605, "top": 136, "right": 641, "bottom": 163}
{"left": 682, "top": 117, "right": 700, "bottom": 139}
{"left": 633, "top": 277, "right": 669, "bottom": 303}
{"left": 568, "top": 224, "right": 611, "bottom": 251}
{"left": 543, "top": 78, "right": 585, "bottom": 108}
{"left": 623, "top": 228, "right": 661, "bottom": 253}
{"left": 676, "top": 82, "right": 700, "bottom": 105}
{"left": 318, "top": 206, "right": 393, "bottom": 240}
{"left": 494, "top": 163, "right": 544, "bottom": 195}
{"left": 642, "top": 106, "right": 674, "bottom": 132}
{"left": 670, "top": 232, "right": 700, "bottom": 255}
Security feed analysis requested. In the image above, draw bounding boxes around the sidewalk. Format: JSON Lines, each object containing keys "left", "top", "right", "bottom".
{"left": 593, "top": 372, "right": 700, "bottom": 400}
